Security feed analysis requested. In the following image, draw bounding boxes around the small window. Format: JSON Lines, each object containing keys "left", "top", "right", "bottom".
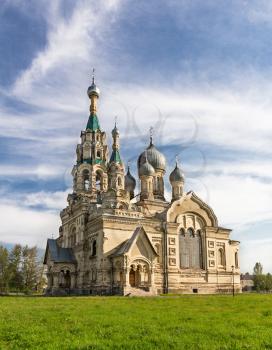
{"left": 235, "top": 252, "right": 239, "bottom": 268}
{"left": 92, "top": 240, "right": 97, "bottom": 256}
{"left": 117, "top": 177, "right": 122, "bottom": 186}
{"left": 97, "top": 150, "right": 101, "bottom": 158}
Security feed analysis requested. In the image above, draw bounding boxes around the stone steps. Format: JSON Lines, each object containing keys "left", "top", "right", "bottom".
{"left": 125, "top": 287, "right": 155, "bottom": 297}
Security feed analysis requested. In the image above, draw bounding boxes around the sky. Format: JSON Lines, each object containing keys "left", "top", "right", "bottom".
{"left": 0, "top": 0, "right": 272, "bottom": 272}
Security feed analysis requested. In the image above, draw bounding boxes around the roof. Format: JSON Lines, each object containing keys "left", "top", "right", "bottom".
{"left": 110, "top": 149, "right": 122, "bottom": 164}
{"left": 109, "top": 226, "right": 158, "bottom": 258}
{"left": 43, "top": 239, "right": 76, "bottom": 264}
{"left": 86, "top": 112, "right": 100, "bottom": 131}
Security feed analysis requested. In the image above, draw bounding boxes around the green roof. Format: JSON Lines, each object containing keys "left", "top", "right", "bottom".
{"left": 86, "top": 112, "right": 100, "bottom": 131}
{"left": 110, "top": 150, "right": 122, "bottom": 164}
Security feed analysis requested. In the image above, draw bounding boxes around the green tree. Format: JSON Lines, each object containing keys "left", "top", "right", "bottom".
{"left": 265, "top": 273, "right": 272, "bottom": 292}
{"left": 0, "top": 246, "right": 10, "bottom": 293}
{"left": 253, "top": 262, "right": 263, "bottom": 275}
{"left": 8, "top": 244, "right": 23, "bottom": 291}
{"left": 22, "top": 246, "right": 38, "bottom": 292}
{"left": 253, "top": 262, "right": 266, "bottom": 292}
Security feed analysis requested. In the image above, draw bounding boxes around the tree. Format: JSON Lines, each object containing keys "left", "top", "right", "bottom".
{"left": 253, "top": 262, "right": 263, "bottom": 275}
{"left": 253, "top": 262, "right": 267, "bottom": 292}
{"left": 265, "top": 273, "right": 272, "bottom": 292}
{"left": 8, "top": 244, "right": 23, "bottom": 291}
{"left": 22, "top": 246, "right": 38, "bottom": 292}
{"left": 0, "top": 246, "right": 10, "bottom": 293}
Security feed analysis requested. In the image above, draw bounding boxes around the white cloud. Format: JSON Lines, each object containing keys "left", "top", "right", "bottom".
{"left": 0, "top": 165, "right": 65, "bottom": 179}
{"left": 24, "top": 190, "right": 70, "bottom": 210}
{"left": 191, "top": 174, "right": 272, "bottom": 228}
{"left": 0, "top": 203, "right": 60, "bottom": 247}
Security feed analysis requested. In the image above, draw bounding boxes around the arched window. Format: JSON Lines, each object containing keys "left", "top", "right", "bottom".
{"left": 83, "top": 170, "right": 90, "bottom": 190}
{"left": 218, "top": 248, "right": 225, "bottom": 266}
{"left": 235, "top": 252, "right": 238, "bottom": 268}
{"left": 117, "top": 177, "right": 122, "bottom": 187}
{"left": 179, "top": 228, "right": 202, "bottom": 269}
{"left": 96, "top": 172, "right": 102, "bottom": 191}
{"left": 92, "top": 240, "right": 97, "bottom": 256}
{"left": 97, "top": 150, "right": 101, "bottom": 158}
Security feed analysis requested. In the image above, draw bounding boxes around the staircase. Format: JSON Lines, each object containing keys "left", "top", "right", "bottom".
{"left": 125, "top": 287, "right": 156, "bottom": 297}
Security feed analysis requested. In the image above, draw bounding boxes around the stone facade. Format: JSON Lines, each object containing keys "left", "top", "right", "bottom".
{"left": 44, "top": 76, "right": 241, "bottom": 296}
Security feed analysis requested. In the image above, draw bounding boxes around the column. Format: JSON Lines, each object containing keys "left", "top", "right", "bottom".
{"left": 53, "top": 273, "right": 59, "bottom": 288}
{"left": 70, "top": 273, "right": 76, "bottom": 289}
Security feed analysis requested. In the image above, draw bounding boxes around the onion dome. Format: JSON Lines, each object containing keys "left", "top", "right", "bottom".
{"left": 139, "top": 152, "right": 155, "bottom": 177}
{"left": 138, "top": 140, "right": 166, "bottom": 172}
{"left": 169, "top": 162, "right": 184, "bottom": 183}
{"left": 125, "top": 166, "right": 136, "bottom": 191}
{"left": 87, "top": 69, "right": 100, "bottom": 98}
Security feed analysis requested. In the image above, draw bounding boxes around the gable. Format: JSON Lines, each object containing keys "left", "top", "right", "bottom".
{"left": 109, "top": 226, "right": 158, "bottom": 260}
{"left": 167, "top": 191, "right": 218, "bottom": 227}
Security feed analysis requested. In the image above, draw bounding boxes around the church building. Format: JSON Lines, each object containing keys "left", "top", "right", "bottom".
{"left": 44, "top": 74, "right": 241, "bottom": 295}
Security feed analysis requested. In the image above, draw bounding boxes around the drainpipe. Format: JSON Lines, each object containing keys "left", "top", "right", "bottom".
{"left": 163, "top": 222, "right": 168, "bottom": 294}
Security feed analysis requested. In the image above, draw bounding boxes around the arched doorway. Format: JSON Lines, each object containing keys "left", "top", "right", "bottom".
{"left": 129, "top": 263, "right": 150, "bottom": 288}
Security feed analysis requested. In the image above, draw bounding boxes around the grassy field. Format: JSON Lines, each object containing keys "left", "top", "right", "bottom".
{"left": 0, "top": 294, "right": 272, "bottom": 350}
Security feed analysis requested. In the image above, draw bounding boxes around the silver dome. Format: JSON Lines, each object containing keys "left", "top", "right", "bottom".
{"left": 87, "top": 82, "right": 100, "bottom": 98}
{"left": 125, "top": 167, "right": 136, "bottom": 191}
{"left": 139, "top": 161, "right": 155, "bottom": 177}
{"left": 138, "top": 142, "right": 166, "bottom": 172}
{"left": 169, "top": 164, "right": 184, "bottom": 183}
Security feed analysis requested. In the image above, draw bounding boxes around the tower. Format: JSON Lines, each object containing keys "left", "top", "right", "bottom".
{"left": 169, "top": 158, "right": 184, "bottom": 201}
{"left": 137, "top": 130, "right": 166, "bottom": 201}
{"left": 139, "top": 151, "right": 155, "bottom": 200}
{"left": 108, "top": 121, "right": 125, "bottom": 191}
{"left": 72, "top": 70, "right": 108, "bottom": 201}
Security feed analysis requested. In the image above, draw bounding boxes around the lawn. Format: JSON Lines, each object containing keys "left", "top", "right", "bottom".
{"left": 0, "top": 294, "right": 272, "bottom": 350}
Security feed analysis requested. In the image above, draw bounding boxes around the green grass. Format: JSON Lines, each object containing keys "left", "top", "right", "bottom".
{"left": 0, "top": 294, "right": 272, "bottom": 349}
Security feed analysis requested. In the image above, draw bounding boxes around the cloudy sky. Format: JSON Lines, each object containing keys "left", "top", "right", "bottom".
{"left": 1, "top": 0, "right": 272, "bottom": 272}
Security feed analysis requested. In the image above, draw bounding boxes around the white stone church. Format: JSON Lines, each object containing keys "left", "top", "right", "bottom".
{"left": 44, "top": 75, "right": 241, "bottom": 295}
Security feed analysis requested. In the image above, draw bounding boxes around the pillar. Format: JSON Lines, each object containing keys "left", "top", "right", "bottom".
{"left": 70, "top": 273, "right": 76, "bottom": 289}
{"left": 53, "top": 273, "right": 59, "bottom": 288}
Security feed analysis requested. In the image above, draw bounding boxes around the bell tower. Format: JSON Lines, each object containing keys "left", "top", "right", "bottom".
{"left": 72, "top": 70, "right": 108, "bottom": 201}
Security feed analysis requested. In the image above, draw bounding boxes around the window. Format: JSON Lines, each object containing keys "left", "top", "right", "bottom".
{"left": 92, "top": 240, "right": 97, "bottom": 256}
{"left": 83, "top": 170, "right": 90, "bottom": 191}
{"left": 96, "top": 172, "right": 102, "bottom": 191}
{"left": 117, "top": 177, "right": 122, "bottom": 187}
{"left": 179, "top": 228, "right": 202, "bottom": 269}
{"left": 235, "top": 252, "right": 238, "bottom": 268}
{"left": 97, "top": 150, "right": 101, "bottom": 158}
{"left": 218, "top": 248, "right": 225, "bottom": 266}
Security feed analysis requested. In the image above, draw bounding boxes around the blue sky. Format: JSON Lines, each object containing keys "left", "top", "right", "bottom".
{"left": 0, "top": 0, "right": 272, "bottom": 272}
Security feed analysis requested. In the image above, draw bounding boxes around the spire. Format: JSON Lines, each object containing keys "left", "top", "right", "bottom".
{"left": 149, "top": 126, "right": 154, "bottom": 145}
{"left": 86, "top": 68, "right": 100, "bottom": 131}
{"left": 92, "top": 67, "right": 95, "bottom": 85}
{"left": 110, "top": 117, "right": 122, "bottom": 164}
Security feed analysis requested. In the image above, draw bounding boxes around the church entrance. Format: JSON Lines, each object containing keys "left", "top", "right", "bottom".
{"left": 129, "top": 268, "right": 136, "bottom": 287}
